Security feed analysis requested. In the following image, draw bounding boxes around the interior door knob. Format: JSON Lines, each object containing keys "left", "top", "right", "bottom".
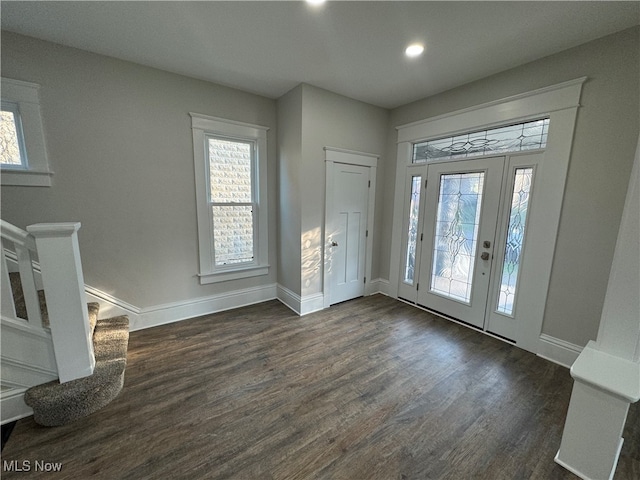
{"left": 483, "top": 240, "right": 491, "bottom": 248}
{"left": 331, "top": 241, "right": 338, "bottom": 247}
{"left": 480, "top": 252, "right": 490, "bottom": 260}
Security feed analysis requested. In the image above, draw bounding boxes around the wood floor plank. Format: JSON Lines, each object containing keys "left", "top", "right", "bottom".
{"left": 2, "top": 295, "right": 638, "bottom": 479}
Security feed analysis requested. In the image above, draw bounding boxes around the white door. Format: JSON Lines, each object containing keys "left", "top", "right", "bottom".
{"left": 398, "top": 152, "right": 544, "bottom": 342}
{"left": 329, "top": 163, "right": 370, "bottom": 305}
{"left": 416, "top": 157, "right": 505, "bottom": 328}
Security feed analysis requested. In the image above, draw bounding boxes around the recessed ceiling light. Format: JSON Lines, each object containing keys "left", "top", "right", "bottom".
{"left": 306, "top": 0, "right": 326, "bottom": 5}
{"left": 405, "top": 43, "right": 425, "bottom": 58}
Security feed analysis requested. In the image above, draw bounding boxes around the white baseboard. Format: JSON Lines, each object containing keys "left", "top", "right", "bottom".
{"left": 300, "top": 292, "right": 324, "bottom": 315}
{"left": 84, "top": 285, "right": 140, "bottom": 322}
{"left": 538, "top": 333, "right": 584, "bottom": 368}
{"left": 276, "top": 285, "right": 325, "bottom": 316}
{"left": 367, "top": 278, "right": 390, "bottom": 296}
{"left": 276, "top": 284, "right": 301, "bottom": 315}
{"left": 133, "top": 283, "right": 278, "bottom": 331}
{"left": 279, "top": 281, "right": 390, "bottom": 316}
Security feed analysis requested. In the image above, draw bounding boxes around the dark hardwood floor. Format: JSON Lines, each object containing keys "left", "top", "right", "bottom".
{"left": 2, "top": 295, "right": 638, "bottom": 479}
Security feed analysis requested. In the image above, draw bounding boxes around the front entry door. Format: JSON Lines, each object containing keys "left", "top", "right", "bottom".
{"left": 416, "top": 157, "right": 505, "bottom": 328}
{"left": 329, "top": 163, "right": 370, "bottom": 305}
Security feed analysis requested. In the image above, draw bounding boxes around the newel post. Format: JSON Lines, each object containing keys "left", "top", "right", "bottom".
{"left": 27, "top": 223, "right": 95, "bottom": 383}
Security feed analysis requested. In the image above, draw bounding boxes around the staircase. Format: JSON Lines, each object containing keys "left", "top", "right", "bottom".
{"left": 1, "top": 220, "right": 129, "bottom": 426}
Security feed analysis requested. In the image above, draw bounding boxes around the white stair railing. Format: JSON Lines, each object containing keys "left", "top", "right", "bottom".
{"left": 1, "top": 220, "right": 95, "bottom": 383}
{"left": 1, "top": 221, "right": 42, "bottom": 325}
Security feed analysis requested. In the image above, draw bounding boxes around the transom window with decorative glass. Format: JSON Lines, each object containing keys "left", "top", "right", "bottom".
{"left": 413, "top": 118, "right": 549, "bottom": 163}
{"left": 191, "top": 113, "right": 269, "bottom": 284}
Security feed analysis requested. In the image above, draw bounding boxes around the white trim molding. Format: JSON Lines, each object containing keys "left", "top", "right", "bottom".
{"left": 1, "top": 387, "right": 33, "bottom": 424}
{"left": 84, "top": 285, "right": 140, "bottom": 322}
{"left": 367, "top": 278, "right": 390, "bottom": 297}
{"left": 323, "top": 147, "right": 379, "bottom": 166}
{"left": 301, "top": 293, "right": 325, "bottom": 316}
{"left": 190, "top": 112, "right": 270, "bottom": 285}
{"left": 538, "top": 333, "right": 583, "bottom": 368}
{"left": 396, "top": 77, "right": 586, "bottom": 142}
{"left": 276, "top": 284, "right": 302, "bottom": 315}
{"left": 1, "top": 77, "right": 53, "bottom": 187}
{"left": 276, "top": 284, "right": 324, "bottom": 316}
{"left": 133, "top": 283, "right": 278, "bottom": 331}
{"left": 390, "top": 78, "right": 585, "bottom": 355}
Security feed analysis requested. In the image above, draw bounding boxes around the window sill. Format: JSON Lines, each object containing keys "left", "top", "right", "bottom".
{"left": 198, "top": 264, "right": 270, "bottom": 284}
{"left": 1, "top": 168, "right": 53, "bottom": 187}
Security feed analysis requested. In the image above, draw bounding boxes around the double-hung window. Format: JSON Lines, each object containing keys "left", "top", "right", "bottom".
{"left": 1, "top": 78, "right": 52, "bottom": 186}
{"left": 191, "top": 113, "right": 269, "bottom": 283}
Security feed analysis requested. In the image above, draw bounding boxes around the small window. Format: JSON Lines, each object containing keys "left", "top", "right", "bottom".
{"left": 1, "top": 78, "right": 52, "bottom": 186}
{"left": 191, "top": 113, "right": 269, "bottom": 284}
{"left": 1, "top": 102, "right": 27, "bottom": 168}
{"left": 413, "top": 118, "right": 549, "bottom": 163}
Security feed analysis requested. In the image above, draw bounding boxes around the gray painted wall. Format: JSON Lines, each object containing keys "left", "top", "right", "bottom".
{"left": 1, "top": 32, "right": 279, "bottom": 308}
{"left": 299, "top": 84, "right": 389, "bottom": 297}
{"left": 276, "top": 85, "right": 304, "bottom": 296}
{"left": 385, "top": 27, "right": 640, "bottom": 346}
{"left": 276, "top": 84, "right": 388, "bottom": 299}
{"left": 2, "top": 26, "right": 637, "bottom": 351}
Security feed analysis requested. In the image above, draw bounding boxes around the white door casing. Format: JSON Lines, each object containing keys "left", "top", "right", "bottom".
{"left": 398, "top": 153, "right": 544, "bottom": 341}
{"left": 324, "top": 148, "right": 377, "bottom": 308}
{"left": 389, "top": 78, "right": 585, "bottom": 353}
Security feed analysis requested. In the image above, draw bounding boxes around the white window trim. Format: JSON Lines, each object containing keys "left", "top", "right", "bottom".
{"left": 1, "top": 78, "right": 52, "bottom": 187}
{"left": 190, "top": 112, "right": 269, "bottom": 284}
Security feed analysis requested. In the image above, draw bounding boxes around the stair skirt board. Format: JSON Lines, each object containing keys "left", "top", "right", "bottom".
{"left": 1, "top": 388, "right": 33, "bottom": 425}
{"left": 24, "top": 315, "right": 129, "bottom": 427}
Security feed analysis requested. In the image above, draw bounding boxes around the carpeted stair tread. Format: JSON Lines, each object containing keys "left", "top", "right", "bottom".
{"left": 24, "top": 315, "right": 129, "bottom": 427}
{"left": 93, "top": 316, "right": 130, "bottom": 362}
{"left": 87, "top": 302, "right": 100, "bottom": 337}
{"left": 10, "top": 272, "right": 100, "bottom": 334}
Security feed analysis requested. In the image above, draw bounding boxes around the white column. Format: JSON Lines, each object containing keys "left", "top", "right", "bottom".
{"left": 27, "top": 223, "right": 95, "bottom": 383}
{"left": 555, "top": 135, "right": 640, "bottom": 480}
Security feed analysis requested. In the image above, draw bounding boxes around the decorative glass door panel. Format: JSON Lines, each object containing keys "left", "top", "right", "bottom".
{"left": 430, "top": 172, "right": 485, "bottom": 303}
{"left": 496, "top": 167, "right": 533, "bottom": 315}
{"left": 398, "top": 167, "right": 426, "bottom": 303}
{"left": 417, "top": 157, "right": 505, "bottom": 328}
{"left": 404, "top": 175, "right": 423, "bottom": 284}
{"left": 486, "top": 154, "right": 541, "bottom": 341}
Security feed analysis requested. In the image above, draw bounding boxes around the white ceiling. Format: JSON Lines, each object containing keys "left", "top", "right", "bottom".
{"left": 2, "top": 1, "right": 639, "bottom": 109}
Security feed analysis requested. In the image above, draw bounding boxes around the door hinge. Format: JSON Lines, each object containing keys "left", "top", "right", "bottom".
{"left": 364, "top": 277, "right": 367, "bottom": 284}
{"left": 368, "top": 180, "right": 371, "bottom": 188}
{"left": 425, "top": 179, "right": 428, "bottom": 188}
{"left": 420, "top": 233, "right": 423, "bottom": 241}
{"left": 416, "top": 283, "right": 419, "bottom": 291}
{"left": 366, "top": 229, "right": 369, "bottom": 237}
